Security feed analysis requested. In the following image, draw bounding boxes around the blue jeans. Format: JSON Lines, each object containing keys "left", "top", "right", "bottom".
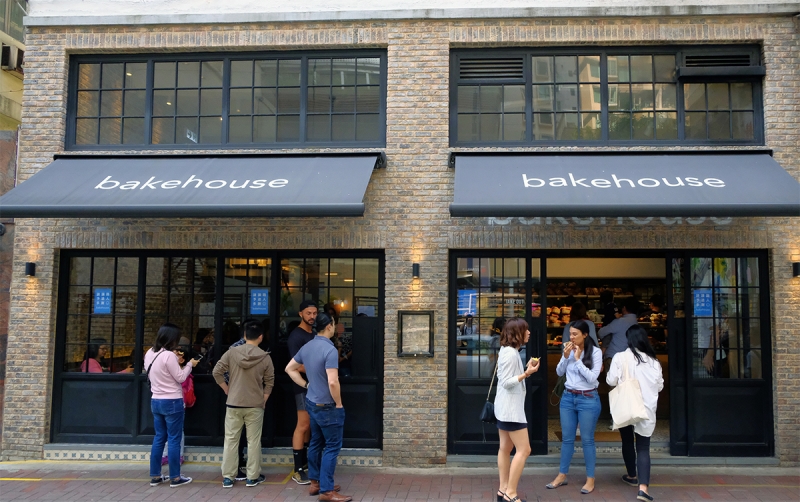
{"left": 306, "top": 400, "right": 345, "bottom": 494}
{"left": 150, "top": 398, "right": 184, "bottom": 479}
{"left": 558, "top": 390, "right": 601, "bottom": 478}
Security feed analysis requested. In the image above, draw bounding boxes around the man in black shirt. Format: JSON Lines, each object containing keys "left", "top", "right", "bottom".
{"left": 287, "top": 299, "right": 317, "bottom": 484}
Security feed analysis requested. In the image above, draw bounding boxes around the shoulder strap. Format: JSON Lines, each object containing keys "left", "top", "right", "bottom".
{"left": 486, "top": 356, "right": 499, "bottom": 401}
{"left": 146, "top": 349, "right": 165, "bottom": 380}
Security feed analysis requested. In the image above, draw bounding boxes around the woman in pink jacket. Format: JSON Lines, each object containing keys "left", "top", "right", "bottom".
{"left": 144, "top": 323, "right": 198, "bottom": 488}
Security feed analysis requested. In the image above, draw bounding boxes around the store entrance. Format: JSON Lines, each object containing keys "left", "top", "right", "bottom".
{"left": 544, "top": 258, "right": 670, "bottom": 449}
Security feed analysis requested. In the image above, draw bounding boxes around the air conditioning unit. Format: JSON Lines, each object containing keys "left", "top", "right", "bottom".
{"left": 1, "top": 44, "right": 24, "bottom": 79}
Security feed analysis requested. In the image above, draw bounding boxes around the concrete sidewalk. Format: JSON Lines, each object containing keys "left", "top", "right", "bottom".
{"left": 0, "top": 461, "right": 798, "bottom": 501}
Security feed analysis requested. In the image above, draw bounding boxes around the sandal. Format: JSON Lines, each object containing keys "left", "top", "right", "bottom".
{"left": 545, "top": 480, "right": 568, "bottom": 489}
{"left": 497, "top": 491, "right": 505, "bottom": 502}
{"left": 503, "top": 495, "right": 526, "bottom": 502}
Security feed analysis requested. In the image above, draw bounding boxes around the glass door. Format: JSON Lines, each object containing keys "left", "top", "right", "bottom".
{"left": 448, "top": 254, "right": 545, "bottom": 454}
{"left": 682, "top": 253, "right": 773, "bottom": 456}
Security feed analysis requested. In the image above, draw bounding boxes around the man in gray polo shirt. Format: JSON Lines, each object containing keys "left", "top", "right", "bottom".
{"left": 285, "top": 312, "right": 351, "bottom": 502}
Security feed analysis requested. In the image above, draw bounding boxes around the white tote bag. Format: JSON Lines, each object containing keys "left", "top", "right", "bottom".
{"left": 609, "top": 358, "right": 649, "bottom": 430}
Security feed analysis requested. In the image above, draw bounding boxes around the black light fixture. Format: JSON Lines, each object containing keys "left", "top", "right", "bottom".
{"left": 25, "top": 262, "right": 36, "bottom": 277}
{"left": 412, "top": 263, "right": 420, "bottom": 279}
{"left": 793, "top": 262, "right": 800, "bottom": 278}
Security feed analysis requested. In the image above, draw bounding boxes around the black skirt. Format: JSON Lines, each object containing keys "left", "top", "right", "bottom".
{"left": 496, "top": 420, "right": 527, "bottom": 431}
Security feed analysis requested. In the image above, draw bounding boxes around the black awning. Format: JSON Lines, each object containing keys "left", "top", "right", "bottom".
{"left": 0, "top": 153, "right": 383, "bottom": 218}
{"left": 450, "top": 152, "right": 800, "bottom": 217}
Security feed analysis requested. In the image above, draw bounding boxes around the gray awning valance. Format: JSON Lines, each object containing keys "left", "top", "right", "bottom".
{"left": 450, "top": 152, "right": 800, "bottom": 217}
{"left": 0, "top": 153, "right": 383, "bottom": 218}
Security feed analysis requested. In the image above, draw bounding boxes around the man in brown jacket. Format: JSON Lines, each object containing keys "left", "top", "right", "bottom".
{"left": 213, "top": 321, "right": 274, "bottom": 488}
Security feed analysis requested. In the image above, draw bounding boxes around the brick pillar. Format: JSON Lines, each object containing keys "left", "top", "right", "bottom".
{"left": 381, "top": 22, "right": 451, "bottom": 466}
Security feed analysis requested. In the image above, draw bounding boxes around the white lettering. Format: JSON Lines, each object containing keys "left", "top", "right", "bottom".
{"left": 250, "top": 180, "right": 266, "bottom": 189}
{"left": 120, "top": 181, "right": 140, "bottom": 190}
{"left": 182, "top": 175, "right": 203, "bottom": 188}
{"left": 140, "top": 177, "right": 162, "bottom": 189}
{"left": 269, "top": 179, "right": 288, "bottom": 188}
{"left": 205, "top": 180, "right": 227, "bottom": 189}
{"left": 569, "top": 173, "right": 590, "bottom": 188}
{"left": 549, "top": 177, "right": 568, "bottom": 187}
{"left": 161, "top": 180, "right": 181, "bottom": 189}
{"left": 522, "top": 174, "right": 545, "bottom": 187}
{"left": 638, "top": 178, "right": 660, "bottom": 187}
{"left": 662, "top": 177, "right": 685, "bottom": 187}
{"left": 95, "top": 176, "right": 120, "bottom": 189}
{"left": 685, "top": 177, "right": 703, "bottom": 187}
{"left": 659, "top": 217, "right": 681, "bottom": 225}
{"left": 686, "top": 217, "right": 707, "bottom": 224}
{"left": 230, "top": 180, "right": 250, "bottom": 189}
{"left": 704, "top": 178, "right": 725, "bottom": 188}
{"left": 612, "top": 174, "right": 635, "bottom": 188}
{"left": 591, "top": 179, "right": 611, "bottom": 188}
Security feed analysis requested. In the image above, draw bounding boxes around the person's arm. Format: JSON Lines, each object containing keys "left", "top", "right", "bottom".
{"left": 165, "top": 352, "right": 193, "bottom": 383}
{"left": 327, "top": 368, "right": 342, "bottom": 407}
{"left": 212, "top": 353, "right": 230, "bottom": 394}
{"left": 556, "top": 342, "right": 573, "bottom": 376}
{"left": 597, "top": 322, "right": 612, "bottom": 339}
{"left": 285, "top": 357, "right": 307, "bottom": 389}
{"left": 606, "top": 353, "right": 622, "bottom": 387}
{"left": 262, "top": 356, "right": 275, "bottom": 406}
{"left": 655, "top": 358, "right": 665, "bottom": 393}
{"left": 287, "top": 335, "right": 307, "bottom": 374}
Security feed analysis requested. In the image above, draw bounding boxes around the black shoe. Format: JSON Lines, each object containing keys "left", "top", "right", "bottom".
{"left": 622, "top": 474, "right": 639, "bottom": 486}
{"left": 246, "top": 474, "right": 265, "bottom": 487}
{"left": 149, "top": 475, "right": 167, "bottom": 487}
{"left": 169, "top": 475, "right": 192, "bottom": 488}
{"left": 235, "top": 468, "right": 247, "bottom": 481}
{"left": 637, "top": 490, "right": 654, "bottom": 502}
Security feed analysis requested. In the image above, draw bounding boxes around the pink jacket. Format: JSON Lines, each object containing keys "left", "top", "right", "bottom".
{"left": 144, "top": 348, "right": 192, "bottom": 400}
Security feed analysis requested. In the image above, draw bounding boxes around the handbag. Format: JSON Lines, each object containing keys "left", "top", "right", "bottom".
{"left": 609, "top": 357, "right": 649, "bottom": 430}
{"left": 478, "top": 361, "right": 498, "bottom": 424}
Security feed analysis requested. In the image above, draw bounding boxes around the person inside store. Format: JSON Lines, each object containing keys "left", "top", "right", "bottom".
{"left": 326, "top": 303, "right": 352, "bottom": 377}
{"left": 547, "top": 320, "right": 602, "bottom": 495}
{"left": 562, "top": 302, "right": 598, "bottom": 346}
{"left": 489, "top": 317, "right": 506, "bottom": 365}
{"left": 192, "top": 328, "right": 215, "bottom": 374}
{"left": 606, "top": 325, "right": 664, "bottom": 502}
{"left": 80, "top": 338, "right": 109, "bottom": 373}
{"left": 494, "top": 317, "right": 539, "bottom": 502}
{"left": 81, "top": 338, "right": 133, "bottom": 373}
{"left": 145, "top": 323, "right": 198, "bottom": 488}
{"left": 287, "top": 300, "right": 318, "bottom": 485}
{"left": 599, "top": 290, "right": 619, "bottom": 327}
{"left": 598, "top": 297, "right": 641, "bottom": 371}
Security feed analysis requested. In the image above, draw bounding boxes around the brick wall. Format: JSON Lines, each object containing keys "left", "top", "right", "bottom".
{"left": 1, "top": 14, "right": 798, "bottom": 465}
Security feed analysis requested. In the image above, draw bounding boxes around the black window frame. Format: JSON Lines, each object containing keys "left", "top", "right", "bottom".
{"left": 66, "top": 50, "right": 387, "bottom": 150}
{"left": 450, "top": 45, "right": 764, "bottom": 147}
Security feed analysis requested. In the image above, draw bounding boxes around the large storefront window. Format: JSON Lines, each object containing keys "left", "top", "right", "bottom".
{"left": 69, "top": 52, "right": 386, "bottom": 148}
{"left": 53, "top": 251, "right": 384, "bottom": 446}
{"left": 451, "top": 46, "right": 763, "bottom": 146}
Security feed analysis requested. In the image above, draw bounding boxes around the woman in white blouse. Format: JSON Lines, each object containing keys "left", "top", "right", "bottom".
{"left": 547, "top": 320, "right": 602, "bottom": 495}
{"left": 606, "top": 324, "right": 664, "bottom": 502}
{"left": 494, "top": 318, "right": 540, "bottom": 502}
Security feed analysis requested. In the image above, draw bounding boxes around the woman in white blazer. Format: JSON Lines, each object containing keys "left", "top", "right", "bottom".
{"left": 494, "top": 318, "right": 540, "bottom": 502}
{"left": 606, "top": 324, "right": 664, "bottom": 502}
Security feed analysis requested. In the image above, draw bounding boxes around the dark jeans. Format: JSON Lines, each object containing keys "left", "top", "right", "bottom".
{"left": 306, "top": 400, "right": 345, "bottom": 494}
{"left": 620, "top": 425, "right": 651, "bottom": 486}
{"left": 150, "top": 398, "right": 184, "bottom": 479}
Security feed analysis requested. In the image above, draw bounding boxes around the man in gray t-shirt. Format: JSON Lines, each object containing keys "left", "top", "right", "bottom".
{"left": 285, "top": 313, "right": 351, "bottom": 502}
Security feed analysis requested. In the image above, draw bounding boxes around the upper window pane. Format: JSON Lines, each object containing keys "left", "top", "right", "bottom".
{"left": 70, "top": 53, "right": 385, "bottom": 148}
{"left": 453, "top": 48, "right": 761, "bottom": 145}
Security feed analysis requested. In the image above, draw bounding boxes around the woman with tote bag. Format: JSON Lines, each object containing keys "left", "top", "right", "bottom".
{"left": 606, "top": 325, "right": 664, "bottom": 502}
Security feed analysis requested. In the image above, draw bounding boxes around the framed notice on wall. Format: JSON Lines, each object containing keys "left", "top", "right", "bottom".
{"left": 250, "top": 289, "right": 269, "bottom": 315}
{"left": 398, "top": 310, "right": 434, "bottom": 358}
{"left": 693, "top": 289, "right": 712, "bottom": 317}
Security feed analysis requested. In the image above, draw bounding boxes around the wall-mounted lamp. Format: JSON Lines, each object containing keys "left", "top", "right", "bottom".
{"left": 25, "top": 262, "right": 36, "bottom": 277}
{"left": 412, "top": 263, "right": 420, "bottom": 279}
{"left": 793, "top": 262, "right": 800, "bottom": 278}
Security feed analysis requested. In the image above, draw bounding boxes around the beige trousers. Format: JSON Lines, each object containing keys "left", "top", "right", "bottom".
{"left": 222, "top": 407, "right": 264, "bottom": 480}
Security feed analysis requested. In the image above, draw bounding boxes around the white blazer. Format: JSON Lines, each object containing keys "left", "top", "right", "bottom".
{"left": 606, "top": 348, "right": 664, "bottom": 437}
{"left": 494, "top": 346, "right": 528, "bottom": 424}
